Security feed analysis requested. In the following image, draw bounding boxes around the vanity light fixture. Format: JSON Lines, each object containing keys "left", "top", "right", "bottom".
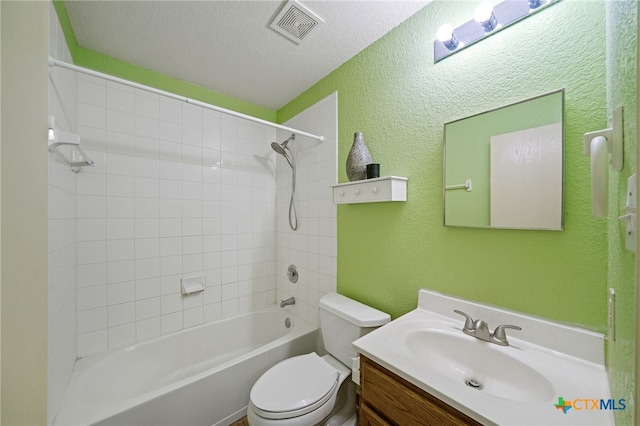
{"left": 434, "top": 0, "right": 560, "bottom": 62}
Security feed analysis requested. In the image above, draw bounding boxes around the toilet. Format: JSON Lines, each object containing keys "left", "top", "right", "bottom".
{"left": 247, "top": 292, "right": 390, "bottom": 426}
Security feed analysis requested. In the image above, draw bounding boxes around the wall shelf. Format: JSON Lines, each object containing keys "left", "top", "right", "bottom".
{"left": 332, "top": 176, "right": 407, "bottom": 204}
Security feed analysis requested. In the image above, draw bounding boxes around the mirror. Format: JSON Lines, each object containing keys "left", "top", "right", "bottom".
{"left": 443, "top": 90, "right": 564, "bottom": 230}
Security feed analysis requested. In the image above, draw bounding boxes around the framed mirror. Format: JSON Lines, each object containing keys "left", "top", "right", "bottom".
{"left": 443, "top": 90, "right": 564, "bottom": 230}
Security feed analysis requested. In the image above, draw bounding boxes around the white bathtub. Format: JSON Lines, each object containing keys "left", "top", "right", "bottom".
{"left": 55, "top": 306, "right": 317, "bottom": 426}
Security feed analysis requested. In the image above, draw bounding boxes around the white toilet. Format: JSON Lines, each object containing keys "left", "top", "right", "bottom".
{"left": 247, "top": 292, "right": 390, "bottom": 426}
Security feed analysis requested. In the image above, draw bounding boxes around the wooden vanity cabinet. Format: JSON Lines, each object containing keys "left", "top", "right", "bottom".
{"left": 358, "top": 356, "right": 482, "bottom": 426}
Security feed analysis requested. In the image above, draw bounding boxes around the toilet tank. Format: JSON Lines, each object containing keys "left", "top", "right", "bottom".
{"left": 319, "top": 292, "right": 390, "bottom": 366}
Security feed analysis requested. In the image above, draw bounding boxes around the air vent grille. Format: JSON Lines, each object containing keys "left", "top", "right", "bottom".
{"left": 270, "top": 0, "right": 324, "bottom": 44}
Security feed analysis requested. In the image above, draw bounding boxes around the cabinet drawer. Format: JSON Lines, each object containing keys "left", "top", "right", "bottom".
{"left": 358, "top": 403, "right": 391, "bottom": 426}
{"left": 360, "top": 356, "right": 481, "bottom": 426}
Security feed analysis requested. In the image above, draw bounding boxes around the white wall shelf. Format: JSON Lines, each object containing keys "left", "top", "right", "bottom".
{"left": 332, "top": 176, "right": 407, "bottom": 204}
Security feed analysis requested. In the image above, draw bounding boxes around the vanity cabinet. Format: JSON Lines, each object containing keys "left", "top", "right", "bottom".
{"left": 358, "top": 356, "right": 481, "bottom": 426}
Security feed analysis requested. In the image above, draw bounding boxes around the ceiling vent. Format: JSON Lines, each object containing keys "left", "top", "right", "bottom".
{"left": 269, "top": 0, "right": 324, "bottom": 44}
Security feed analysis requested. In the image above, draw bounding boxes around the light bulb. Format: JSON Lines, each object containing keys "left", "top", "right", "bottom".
{"left": 436, "top": 24, "right": 459, "bottom": 50}
{"left": 474, "top": 1, "right": 498, "bottom": 32}
{"left": 528, "top": 0, "right": 542, "bottom": 9}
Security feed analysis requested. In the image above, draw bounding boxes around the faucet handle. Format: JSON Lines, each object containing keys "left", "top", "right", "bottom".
{"left": 453, "top": 310, "right": 475, "bottom": 331}
{"left": 492, "top": 324, "right": 522, "bottom": 345}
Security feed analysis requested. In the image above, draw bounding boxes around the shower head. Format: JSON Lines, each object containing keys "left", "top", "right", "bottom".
{"left": 271, "top": 134, "right": 296, "bottom": 155}
{"left": 271, "top": 134, "right": 296, "bottom": 167}
{"left": 270, "top": 142, "right": 287, "bottom": 155}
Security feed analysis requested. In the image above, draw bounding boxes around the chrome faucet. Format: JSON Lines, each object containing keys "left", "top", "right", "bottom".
{"left": 453, "top": 310, "right": 521, "bottom": 346}
{"left": 280, "top": 296, "right": 295, "bottom": 308}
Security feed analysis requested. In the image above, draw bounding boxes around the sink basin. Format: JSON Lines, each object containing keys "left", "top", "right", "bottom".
{"left": 353, "top": 289, "right": 613, "bottom": 425}
{"left": 402, "top": 328, "right": 555, "bottom": 403}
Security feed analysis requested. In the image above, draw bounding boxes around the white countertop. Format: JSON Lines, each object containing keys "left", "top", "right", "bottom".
{"left": 353, "top": 289, "right": 615, "bottom": 426}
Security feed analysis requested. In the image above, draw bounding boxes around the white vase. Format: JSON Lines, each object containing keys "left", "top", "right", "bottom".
{"left": 346, "top": 132, "right": 372, "bottom": 181}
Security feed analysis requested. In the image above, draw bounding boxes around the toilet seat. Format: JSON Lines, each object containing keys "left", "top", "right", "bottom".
{"left": 250, "top": 353, "right": 340, "bottom": 420}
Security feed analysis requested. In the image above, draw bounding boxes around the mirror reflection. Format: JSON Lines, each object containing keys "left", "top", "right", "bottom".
{"left": 443, "top": 90, "right": 564, "bottom": 230}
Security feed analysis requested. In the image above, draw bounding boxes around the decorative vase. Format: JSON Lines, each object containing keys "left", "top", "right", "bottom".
{"left": 346, "top": 132, "right": 372, "bottom": 181}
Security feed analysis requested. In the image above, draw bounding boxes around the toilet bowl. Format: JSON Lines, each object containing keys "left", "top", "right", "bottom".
{"left": 247, "top": 293, "right": 390, "bottom": 426}
{"left": 247, "top": 353, "right": 350, "bottom": 425}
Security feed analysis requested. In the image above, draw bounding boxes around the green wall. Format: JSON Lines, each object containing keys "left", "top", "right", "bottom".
{"left": 279, "top": 0, "right": 609, "bottom": 328}
{"left": 606, "top": 1, "right": 637, "bottom": 424}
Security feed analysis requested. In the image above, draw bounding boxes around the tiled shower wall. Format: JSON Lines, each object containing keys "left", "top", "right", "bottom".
{"left": 73, "top": 76, "right": 283, "bottom": 357}
{"left": 275, "top": 93, "right": 338, "bottom": 326}
{"left": 47, "top": 3, "right": 78, "bottom": 423}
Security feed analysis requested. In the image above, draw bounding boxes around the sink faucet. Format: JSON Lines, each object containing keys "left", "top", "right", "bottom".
{"left": 280, "top": 296, "right": 295, "bottom": 308}
{"left": 453, "top": 310, "right": 521, "bottom": 346}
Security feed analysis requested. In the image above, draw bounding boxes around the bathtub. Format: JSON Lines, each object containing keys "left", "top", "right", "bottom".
{"left": 55, "top": 306, "right": 317, "bottom": 426}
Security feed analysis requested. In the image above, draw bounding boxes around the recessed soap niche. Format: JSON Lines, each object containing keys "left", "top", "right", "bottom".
{"left": 181, "top": 275, "right": 206, "bottom": 295}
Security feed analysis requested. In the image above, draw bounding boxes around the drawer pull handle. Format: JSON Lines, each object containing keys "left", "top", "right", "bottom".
{"left": 355, "top": 189, "right": 360, "bottom": 195}
{"left": 339, "top": 190, "right": 345, "bottom": 197}
{"left": 372, "top": 187, "right": 378, "bottom": 193}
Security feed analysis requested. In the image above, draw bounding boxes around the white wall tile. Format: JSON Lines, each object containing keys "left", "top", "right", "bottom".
{"left": 77, "top": 285, "right": 107, "bottom": 311}
{"left": 77, "top": 241, "right": 106, "bottom": 265}
{"left": 182, "top": 104, "right": 202, "bottom": 129}
{"left": 183, "top": 126, "right": 203, "bottom": 147}
{"left": 107, "top": 197, "right": 134, "bottom": 218}
{"left": 78, "top": 78, "right": 106, "bottom": 107}
{"left": 184, "top": 307, "right": 203, "bottom": 328}
{"left": 77, "top": 195, "right": 106, "bottom": 218}
{"left": 107, "top": 218, "right": 134, "bottom": 240}
{"left": 107, "top": 260, "right": 135, "bottom": 284}
{"left": 77, "top": 307, "right": 107, "bottom": 334}
{"left": 160, "top": 98, "right": 182, "bottom": 124}
{"left": 108, "top": 323, "right": 136, "bottom": 348}
{"left": 78, "top": 103, "right": 106, "bottom": 129}
{"left": 106, "top": 131, "right": 135, "bottom": 155}
{"left": 135, "top": 116, "right": 159, "bottom": 139}
{"left": 135, "top": 91, "right": 160, "bottom": 119}
{"left": 159, "top": 160, "right": 182, "bottom": 180}
{"left": 135, "top": 218, "right": 160, "bottom": 238}
{"left": 135, "top": 177, "right": 160, "bottom": 198}
{"left": 108, "top": 302, "right": 135, "bottom": 327}
{"left": 107, "top": 281, "right": 135, "bottom": 305}
{"left": 107, "top": 175, "right": 134, "bottom": 197}
{"left": 136, "top": 297, "right": 160, "bottom": 320}
{"left": 106, "top": 239, "right": 134, "bottom": 262}
{"left": 107, "top": 109, "right": 134, "bottom": 135}
{"left": 107, "top": 152, "right": 135, "bottom": 176}
{"left": 136, "top": 317, "right": 161, "bottom": 341}
{"left": 77, "top": 219, "right": 106, "bottom": 242}
{"left": 77, "top": 263, "right": 107, "bottom": 288}
{"left": 135, "top": 258, "right": 160, "bottom": 280}
{"left": 64, "top": 74, "right": 335, "bottom": 362}
{"left": 77, "top": 330, "right": 108, "bottom": 357}
{"left": 162, "top": 312, "right": 183, "bottom": 334}
{"left": 135, "top": 238, "right": 160, "bottom": 259}
{"left": 107, "top": 86, "right": 134, "bottom": 113}
{"left": 136, "top": 278, "right": 160, "bottom": 299}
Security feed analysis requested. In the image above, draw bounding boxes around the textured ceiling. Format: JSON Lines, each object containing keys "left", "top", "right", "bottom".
{"left": 64, "top": 0, "right": 431, "bottom": 110}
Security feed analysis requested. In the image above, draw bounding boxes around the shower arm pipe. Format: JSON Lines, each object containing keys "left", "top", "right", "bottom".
{"left": 48, "top": 57, "right": 325, "bottom": 143}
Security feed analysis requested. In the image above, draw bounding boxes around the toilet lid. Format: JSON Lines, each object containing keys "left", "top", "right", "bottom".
{"left": 250, "top": 353, "right": 340, "bottom": 417}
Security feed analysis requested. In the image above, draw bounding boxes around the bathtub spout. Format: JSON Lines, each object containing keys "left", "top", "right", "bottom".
{"left": 280, "top": 297, "right": 295, "bottom": 308}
